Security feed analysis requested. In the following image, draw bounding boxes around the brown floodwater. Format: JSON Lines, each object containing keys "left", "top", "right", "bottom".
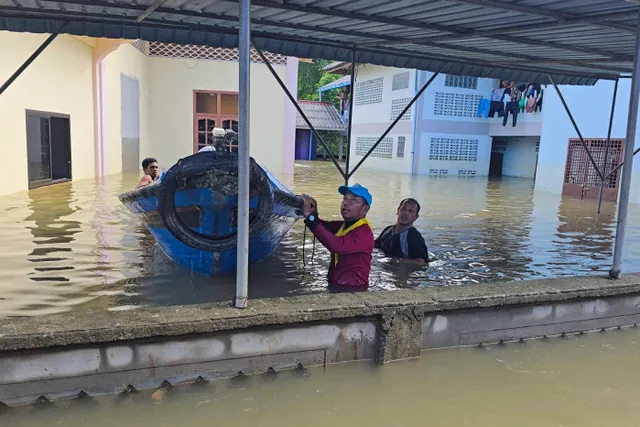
{"left": 0, "top": 161, "right": 638, "bottom": 317}
{"left": 5, "top": 329, "right": 640, "bottom": 427}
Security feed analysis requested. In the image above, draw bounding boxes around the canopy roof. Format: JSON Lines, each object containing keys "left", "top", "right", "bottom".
{"left": 295, "top": 100, "right": 346, "bottom": 131}
{"left": 1, "top": 0, "right": 639, "bottom": 85}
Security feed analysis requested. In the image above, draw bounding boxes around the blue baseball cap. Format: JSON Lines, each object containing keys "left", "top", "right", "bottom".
{"left": 338, "top": 183, "right": 372, "bottom": 206}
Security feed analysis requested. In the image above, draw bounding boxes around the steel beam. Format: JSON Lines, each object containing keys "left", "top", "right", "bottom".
{"left": 610, "top": 13, "right": 640, "bottom": 279}
{"left": 0, "top": 21, "right": 69, "bottom": 96}
{"left": 348, "top": 69, "right": 441, "bottom": 178}
{"left": 253, "top": 47, "right": 346, "bottom": 180}
{"left": 344, "top": 50, "right": 357, "bottom": 185}
{"left": 597, "top": 78, "right": 619, "bottom": 214}
{"left": 235, "top": 0, "right": 250, "bottom": 309}
{"left": 0, "top": 7, "right": 617, "bottom": 83}
{"left": 135, "top": 0, "right": 167, "bottom": 22}
{"left": 548, "top": 73, "right": 604, "bottom": 181}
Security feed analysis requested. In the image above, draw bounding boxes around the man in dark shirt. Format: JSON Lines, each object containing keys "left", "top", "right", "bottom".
{"left": 301, "top": 184, "right": 374, "bottom": 292}
{"left": 375, "top": 198, "right": 429, "bottom": 265}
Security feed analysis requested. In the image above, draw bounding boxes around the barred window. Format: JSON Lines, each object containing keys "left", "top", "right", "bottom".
{"left": 444, "top": 75, "right": 478, "bottom": 89}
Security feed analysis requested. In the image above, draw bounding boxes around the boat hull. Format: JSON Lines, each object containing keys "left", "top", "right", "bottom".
{"left": 120, "top": 162, "right": 300, "bottom": 276}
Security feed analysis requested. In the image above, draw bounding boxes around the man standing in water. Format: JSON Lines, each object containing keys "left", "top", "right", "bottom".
{"left": 375, "top": 198, "right": 429, "bottom": 265}
{"left": 137, "top": 158, "right": 160, "bottom": 187}
{"left": 301, "top": 184, "right": 374, "bottom": 292}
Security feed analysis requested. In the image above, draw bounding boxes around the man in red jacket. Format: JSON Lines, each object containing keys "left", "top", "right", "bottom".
{"left": 302, "top": 184, "right": 374, "bottom": 292}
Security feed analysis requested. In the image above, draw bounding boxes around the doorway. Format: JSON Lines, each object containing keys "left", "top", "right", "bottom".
{"left": 121, "top": 74, "right": 140, "bottom": 174}
{"left": 26, "top": 111, "right": 72, "bottom": 189}
{"left": 489, "top": 139, "right": 506, "bottom": 178}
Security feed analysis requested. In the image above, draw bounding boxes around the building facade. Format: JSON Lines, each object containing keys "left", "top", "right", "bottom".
{"left": 348, "top": 64, "right": 640, "bottom": 204}
{"left": 0, "top": 31, "right": 297, "bottom": 196}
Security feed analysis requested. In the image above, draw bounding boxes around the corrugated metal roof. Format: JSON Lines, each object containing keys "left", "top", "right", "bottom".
{"left": 296, "top": 101, "right": 346, "bottom": 131}
{"left": 319, "top": 75, "right": 351, "bottom": 92}
{"left": 1, "top": 0, "right": 639, "bottom": 84}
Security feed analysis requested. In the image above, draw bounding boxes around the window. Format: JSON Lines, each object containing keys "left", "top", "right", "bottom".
{"left": 26, "top": 110, "right": 72, "bottom": 189}
{"left": 433, "top": 92, "right": 482, "bottom": 118}
{"left": 355, "top": 136, "right": 393, "bottom": 159}
{"left": 354, "top": 77, "right": 384, "bottom": 106}
{"left": 429, "top": 137, "right": 479, "bottom": 162}
{"left": 194, "top": 91, "right": 239, "bottom": 152}
{"left": 444, "top": 75, "right": 478, "bottom": 89}
{"left": 397, "top": 137, "right": 406, "bottom": 158}
{"left": 390, "top": 98, "right": 412, "bottom": 121}
{"left": 392, "top": 72, "right": 410, "bottom": 91}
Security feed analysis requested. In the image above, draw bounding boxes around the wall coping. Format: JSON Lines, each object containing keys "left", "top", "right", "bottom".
{"left": 1, "top": 274, "right": 639, "bottom": 352}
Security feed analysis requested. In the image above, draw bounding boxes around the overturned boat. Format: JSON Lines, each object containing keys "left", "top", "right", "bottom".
{"left": 118, "top": 150, "right": 303, "bottom": 276}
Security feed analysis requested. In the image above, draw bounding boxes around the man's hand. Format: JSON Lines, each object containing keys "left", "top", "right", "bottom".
{"left": 301, "top": 194, "right": 318, "bottom": 218}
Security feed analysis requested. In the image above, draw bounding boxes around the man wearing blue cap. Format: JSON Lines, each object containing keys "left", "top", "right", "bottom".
{"left": 302, "top": 183, "right": 374, "bottom": 291}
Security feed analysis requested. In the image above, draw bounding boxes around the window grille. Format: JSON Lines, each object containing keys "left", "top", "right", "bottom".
{"left": 429, "top": 137, "right": 479, "bottom": 162}
{"left": 390, "top": 98, "right": 412, "bottom": 121}
{"left": 397, "top": 137, "right": 406, "bottom": 158}
{"left": 354, "top": 78, "right": 384, "bottom": 106}
{"left": 148, "top": 42, "right": 287, "bottom": 65}
{"left": 355, "top": 136, "right": 393, "bottom": 159}
{"left": 444, "top": 75, "right": 478, "bottom": 89}
{"left": 392, "top": 72, "right": 410, "bottom": 91}
{"left": 433, "top": 92, "right": 482, "bottom": 118}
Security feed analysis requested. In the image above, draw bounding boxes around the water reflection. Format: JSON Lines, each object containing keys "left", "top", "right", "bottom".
{"left": 25, "top": 182, "right": 80, "bottom": 282}
{"left": 0, "top": 162, "right": 638, "bottom": 317}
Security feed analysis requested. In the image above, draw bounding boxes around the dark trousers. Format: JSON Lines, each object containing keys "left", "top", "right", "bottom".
{"left": 503, "top": 101, "right": 519, "bottom": 127}
{"left": 488, "top": 100, "right": 504, "bottom": 118}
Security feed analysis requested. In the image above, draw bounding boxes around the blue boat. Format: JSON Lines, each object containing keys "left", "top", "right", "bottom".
{"left": 118, "top": 151, "right": 302, "bottom": 276}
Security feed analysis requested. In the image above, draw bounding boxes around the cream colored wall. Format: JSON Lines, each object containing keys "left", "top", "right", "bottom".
{"left": 102, "top": 43, "right": 150, "bottom": 175}
{"left": 0, "top": 31, "right": 95, "bottom": 195}
{"left": 147, "top": 57, "right": 288, "bottom": 173}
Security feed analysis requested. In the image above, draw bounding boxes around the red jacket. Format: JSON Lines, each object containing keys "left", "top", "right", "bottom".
{"left": 307, "top": 218, "right": 374, "bottom": 287}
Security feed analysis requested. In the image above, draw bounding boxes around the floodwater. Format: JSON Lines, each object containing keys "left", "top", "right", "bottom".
{"left": 0, "top": 161, "right": 639, "bottom": 317}
{"left": 6, "top": 329, "right": 640, "bottom": 427}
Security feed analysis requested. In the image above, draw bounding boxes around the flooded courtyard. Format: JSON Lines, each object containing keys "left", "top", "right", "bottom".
{"left": 0, "top": 161, "right": 639, "bottom": 317}
{"left": 5, "top": 328, "right": 640, "bottom": 427}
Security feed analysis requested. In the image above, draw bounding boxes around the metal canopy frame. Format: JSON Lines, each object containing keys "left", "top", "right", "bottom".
{"left": 1, "top": 0, "right": 640, "bottom": 306}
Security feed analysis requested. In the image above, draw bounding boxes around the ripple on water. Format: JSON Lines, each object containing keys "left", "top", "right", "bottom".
{"left": 0, "top": 162, "right": 639, "bottom": 317}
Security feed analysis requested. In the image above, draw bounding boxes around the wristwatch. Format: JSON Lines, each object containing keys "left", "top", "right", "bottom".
{"left": 307, "top": 214, "right": 315, "bottom": 222}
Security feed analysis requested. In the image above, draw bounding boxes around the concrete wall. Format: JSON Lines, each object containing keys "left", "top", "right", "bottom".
{"left": 349, "top": 64, "right": 416, "bottom": 174}
{"left": 1, "top": 275, "right": 640, "bottom": 407}
{"left": 0, "top": 31, "right": 95, "bottom": 195}
{"left": 536, "top": 79, "right": 640, "bottom": 204}
{"left": 147, "top": 56, "right": 290, "bottom": 174}
{"left": 413, "top": 72, "right": 493, "bottom": 176}
{"left": 102, "top": 43, "right": 150, "bottom": 176}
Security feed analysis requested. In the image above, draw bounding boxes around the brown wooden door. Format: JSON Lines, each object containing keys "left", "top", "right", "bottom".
{"left": 562, "top": 138, "right": 624, "bottom": 201}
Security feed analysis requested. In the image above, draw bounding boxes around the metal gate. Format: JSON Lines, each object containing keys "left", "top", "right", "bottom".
{"left": 562, "top": 138, "right": 624, "bottom": 201}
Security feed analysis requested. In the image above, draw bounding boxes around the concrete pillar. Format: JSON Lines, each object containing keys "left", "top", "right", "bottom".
{"left": 376, "top": 308, "right": 423, "bottom": 363}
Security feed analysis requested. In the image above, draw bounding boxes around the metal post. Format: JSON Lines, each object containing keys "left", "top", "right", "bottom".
{"left": 253, "top": 46, "right": 346, "bottom": 179}
{"left": 344, "top": 50, "right": 357, "bottom": 185}
{"left": 610, "top": 13, "right": 640, "bottom": 279}
{"left": 548, "top": 73, "right": 604, "bottom": 181}
{"left": 235, "top": 0, "right": 251, "bottom": 308}
{"left": 597, "top": 78, "right": 619, "bottom": 214}
{"left": 349, "top": 69, "right": 441, "bottom": 178}
{"left": 0, "top": 21, "right": 69, "bottom": 96}
{"left": 338, "top": 134, "right": 344, "bottom": 161}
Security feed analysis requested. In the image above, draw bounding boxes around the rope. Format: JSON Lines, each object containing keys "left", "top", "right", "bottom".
{"left": 301, "top": 224, "right": 316, "bottom": 269}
